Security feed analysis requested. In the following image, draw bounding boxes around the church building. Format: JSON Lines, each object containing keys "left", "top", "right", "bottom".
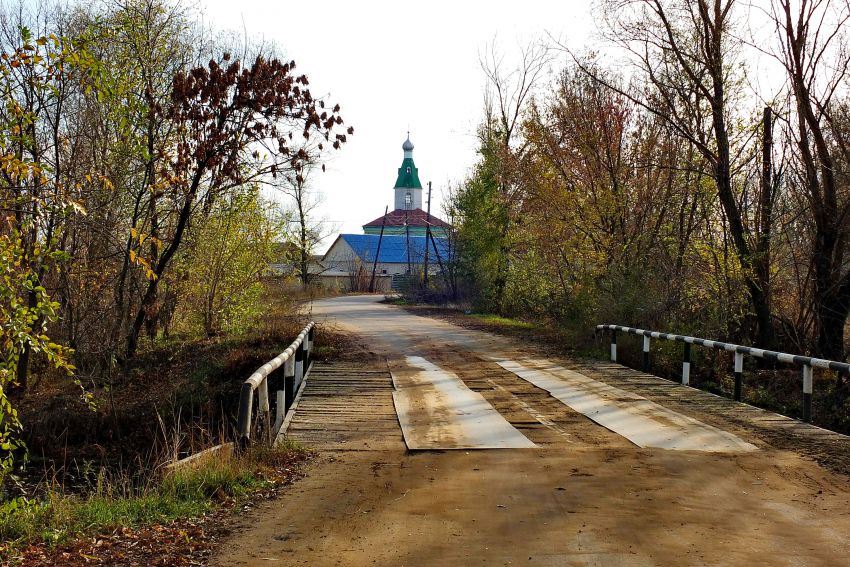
{"left": 361, "top": 136, "right": 450, "bottom": 238}
{"left": 319, "top": 135, "right": 451, "bottom": 290}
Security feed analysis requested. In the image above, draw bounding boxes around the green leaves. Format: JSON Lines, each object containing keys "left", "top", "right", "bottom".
{"left": 170, "top": 187, "right": 283, "bottom": 338}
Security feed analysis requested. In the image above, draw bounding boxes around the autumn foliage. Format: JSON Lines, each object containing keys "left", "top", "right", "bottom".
{"left": 0, "top": 0, "right": 351, "bottom": 486}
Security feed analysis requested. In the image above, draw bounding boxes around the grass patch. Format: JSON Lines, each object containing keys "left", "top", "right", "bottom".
{"left": 0, "top": 442, "right": 310, "bottom": 558}
{"left": 311, "top": 345, "right": 338, "bottom": 358}
{"left": 469, "top": 313, "right": 536, "bottom": 329}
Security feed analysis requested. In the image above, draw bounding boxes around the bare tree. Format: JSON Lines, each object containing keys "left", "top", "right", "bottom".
{"left": 278, "top": 158, "right": 334, "bottom": 288}
{"left": 477, "top": 38, "right": 553, "bottom": 312}
{"left": 580, "top": 0, "right": 776, "bottom": 347}
{"left": 770, "top": 0, "right": 850, "bottom": 360}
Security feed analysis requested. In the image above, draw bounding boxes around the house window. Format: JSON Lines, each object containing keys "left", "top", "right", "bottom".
{"left": 381, "top": 269, "right": 387, "bottom": 274}
{"left": 405, "top": 192, "right": 412, "bottom": 208}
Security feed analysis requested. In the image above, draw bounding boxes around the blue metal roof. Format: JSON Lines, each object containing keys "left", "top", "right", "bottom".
{"left": 339, "top": 234, "right": 450, "bottom": 264}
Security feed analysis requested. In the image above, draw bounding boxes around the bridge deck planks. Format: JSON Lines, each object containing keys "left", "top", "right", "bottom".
{"left": 281, "top": 362, "right": 406, "bottom": 451}
{"left": 574, "top": 361, "right": 850, "bottom": 446}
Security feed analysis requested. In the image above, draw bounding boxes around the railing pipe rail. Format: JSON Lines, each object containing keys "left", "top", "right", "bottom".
{"left": 236, "top": 321, "right": 315, "bottom": 447}
{"left": 595, "top": 324, "right": 850, "bottom": 423}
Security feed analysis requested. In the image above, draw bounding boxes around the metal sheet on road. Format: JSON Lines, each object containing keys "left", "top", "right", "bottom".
{"left": 392, "top": 356, "right": 536, "bottom": 450}
{"left": 499, "top": 359, "right": 757, "bottom": 453}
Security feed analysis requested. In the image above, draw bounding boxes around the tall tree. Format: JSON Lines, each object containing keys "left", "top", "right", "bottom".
{"left": 467, "top": 40, "right": 552, "bottom": 313}
{"left": 125, "top": 53, "right": 351, "bottom": 356}
{"left": 771, "top": 0, "right": 850, "bottom": 360}
{"left": 0, "top": 6, "right": 94, "bottom": 389}
{"left": 278, "top": 155, "right": 332, "bottom": 288}
{"left": 584, "top": 0, "right": 776, "bottom": 347}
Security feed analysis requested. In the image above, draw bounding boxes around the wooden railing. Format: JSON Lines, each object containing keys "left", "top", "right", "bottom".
{"left": 236, "top": 322, "right": 314, "bottom": 447}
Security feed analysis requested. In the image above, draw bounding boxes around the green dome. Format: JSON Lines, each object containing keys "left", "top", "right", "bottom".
{"left": 394, "top": 136, "right": 422, "bottom": 189}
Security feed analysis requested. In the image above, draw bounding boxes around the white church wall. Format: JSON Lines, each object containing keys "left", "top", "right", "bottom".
{"left": 394, "top": 186, "right": 423, "bottom": 210}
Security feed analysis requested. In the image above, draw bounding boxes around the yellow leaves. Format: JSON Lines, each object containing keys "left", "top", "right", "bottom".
{"left": 0, "top": 154, "right": 47, "bottom": 184}
{"left": 127, "top": 250, "right": 157, "bottom": 280}
{"left": 129, "top": 228, "right": 162, "bottom": 251}
{"left": 127, "top": 231, "right": 161, "bottom": 281}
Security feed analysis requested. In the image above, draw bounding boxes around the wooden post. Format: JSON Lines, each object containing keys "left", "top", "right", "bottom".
{"left": 236, "top": 382, "right": 254, "bottom": 448}
{"left": 295, "top": 339, "right": 305, "bottom": 392}
{"left": 428, "top": 230, "right": 450, "bottom": 291}
{"left": 369, "top": 206, "right": 389, "bottom": 293}
{"left": 284, "top": 356, "right": 295, "bottom": 413}
{"left": 405, "top": 209, "right": 412, "bottom": 279}
{"left": 642, "top": 335, "right": 650, "bottom": 372}
{"left": 682, "top": 342, "right": 691, "bottom": 385}
{"left": 258, "top": 377, "right": 270, "bottom": 443}
{"left": 424, "top": 181, "right": 432, "bottom": 288}
{"left": 275, "top": 390, "right": 285, "bottom": 431}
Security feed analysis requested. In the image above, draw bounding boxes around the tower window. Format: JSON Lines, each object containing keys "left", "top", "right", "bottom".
{"left": 406, "top": 167, "right": 411, "bottom": 174}
{"left": 405, "top": 192, "right": 412, "bottom": 208}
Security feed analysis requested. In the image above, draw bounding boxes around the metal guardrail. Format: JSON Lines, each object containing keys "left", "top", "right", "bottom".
{"left": 595, "top": 324, "right": 850, "bottom": 423}
{"left": 236, "top": 321, "right": 315, "bottom": 447}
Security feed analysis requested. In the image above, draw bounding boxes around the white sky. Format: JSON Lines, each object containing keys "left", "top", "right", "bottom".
{"left": 201, "top": 0, "right": 595, "bottom": 251}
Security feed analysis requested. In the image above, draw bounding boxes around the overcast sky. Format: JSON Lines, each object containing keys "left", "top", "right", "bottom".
{"left": 201, "top": 0, "right": 595, "bottom": 251}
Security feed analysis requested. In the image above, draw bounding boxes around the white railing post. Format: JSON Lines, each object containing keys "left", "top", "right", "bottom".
{"left": 234, "top": 321, "right": 315, "bottom": 449}
{"left": 610, "top": 329, "right": 617, "bottom": 362}
{"left": 734, "top": 351, "right": 744, "bottom": 401}
{"left": 258, "top": 378, "right": 270, "bottom": 442}
{"left": 803, "top": 364, "right": 813, "bottom": 422}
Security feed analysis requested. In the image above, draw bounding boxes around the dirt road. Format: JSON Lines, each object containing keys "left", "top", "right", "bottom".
{"left": 215, "top": 295, "right": 850, "bottom": 566}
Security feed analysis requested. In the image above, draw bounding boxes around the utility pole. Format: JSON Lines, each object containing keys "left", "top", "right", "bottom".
{"left": 428, "top": 229, "right": 452, "bottom": 297}
{"left": 369, "top": 206, "right": 388, "bottom": 293}
{"left": 405, "top": 209, "right": 412, "bottom": 278}
{"left": 423, "top": 181, "right": 432, "bottom": 288}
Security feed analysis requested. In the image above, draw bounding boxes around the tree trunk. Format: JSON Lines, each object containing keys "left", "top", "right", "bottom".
{"left": 299, "top": 196, "right": 309, "bottom": 287}
{"left": 126, "top": 168, "right": 204, "bottom": 358}
{"left": 753, "top": 106, "right": 777, "bottom": 350}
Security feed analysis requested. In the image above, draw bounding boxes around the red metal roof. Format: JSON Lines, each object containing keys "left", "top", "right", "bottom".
{"left": 363, "top": 208, "right": 451, "bottom": 228}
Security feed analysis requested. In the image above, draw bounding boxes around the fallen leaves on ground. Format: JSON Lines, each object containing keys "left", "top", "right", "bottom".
{"left": 10, "top": 516, "right": 222, "bottom": 566}
{"left": 2, "top": 451, "right": 311, "bottom": 566}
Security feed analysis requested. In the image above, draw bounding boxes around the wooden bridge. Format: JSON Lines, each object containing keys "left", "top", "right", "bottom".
{"left": 218, "top": 295, "right": 850, "bottom": 566}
